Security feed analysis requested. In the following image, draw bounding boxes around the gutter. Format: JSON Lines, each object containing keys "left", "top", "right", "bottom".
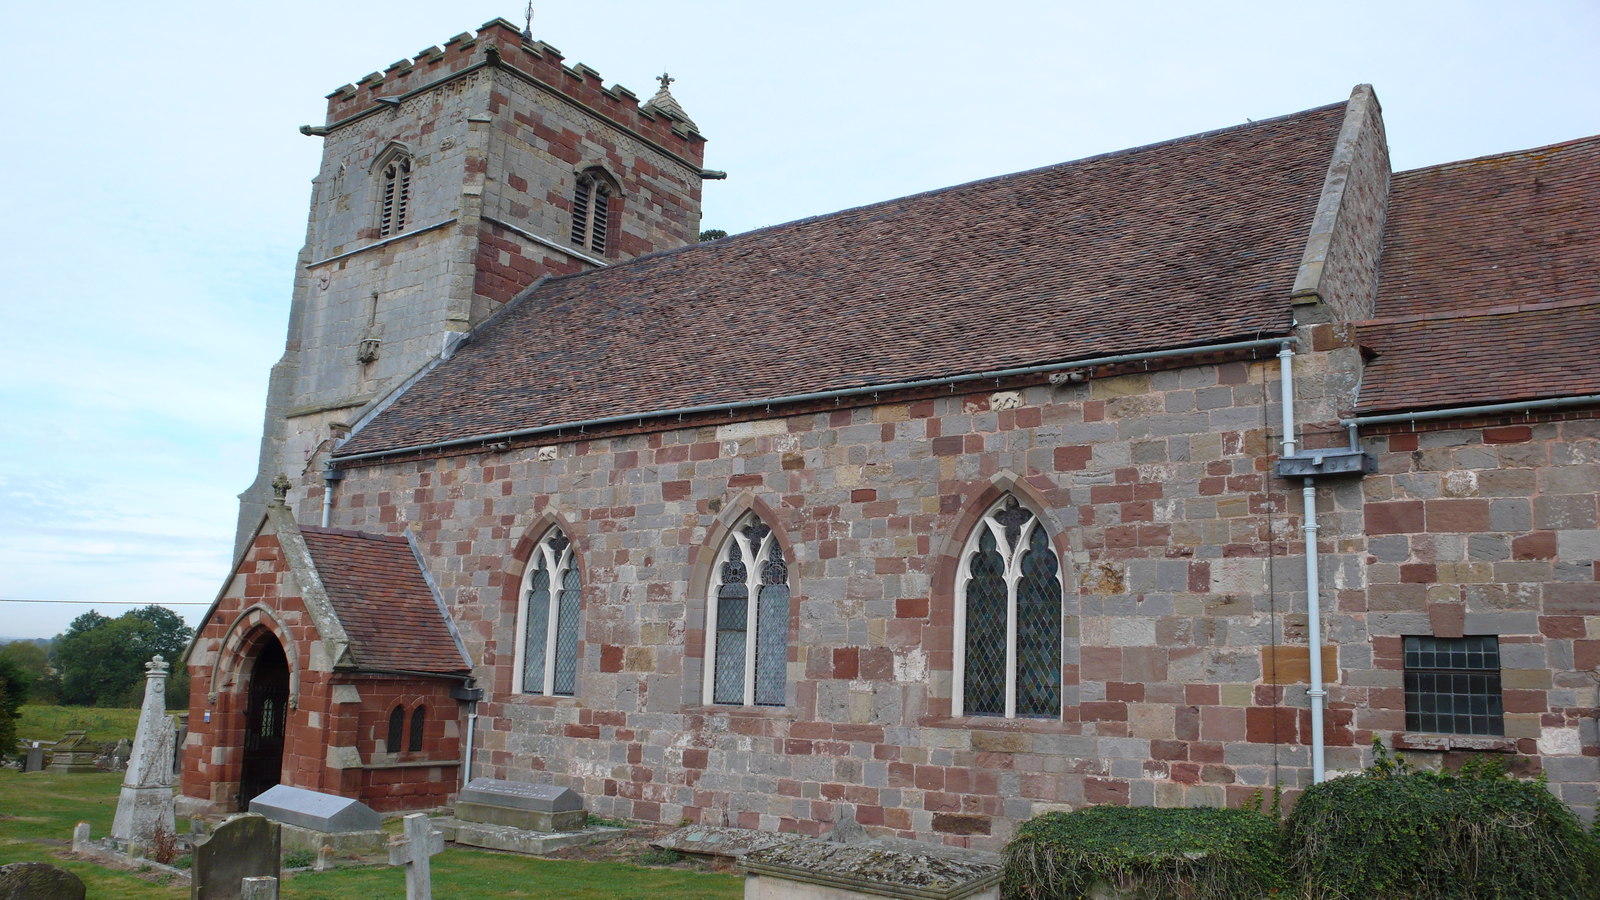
{"left": 1340, "top": 393, "right": 1600, "bottom": 444}
{"left": 331, "top": 335, "right": 1294, "bottom": 466}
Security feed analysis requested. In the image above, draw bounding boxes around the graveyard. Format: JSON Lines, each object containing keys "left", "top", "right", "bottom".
{"left": 0, "top": 768, "right": 743, "bottom": 899}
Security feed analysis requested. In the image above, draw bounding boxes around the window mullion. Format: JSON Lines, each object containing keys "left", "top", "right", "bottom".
{"left": 742, "top": 540, "right": 759, "bottom": 707}
{"left": 1004, "top": 560, "right": 1020, "bottom": 720}
{"left": 543, "top": 554, "right": 563, "bottom": 695}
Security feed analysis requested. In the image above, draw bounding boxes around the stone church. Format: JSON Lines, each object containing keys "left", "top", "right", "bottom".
{"left": 180, "top": 18, "right": 1600, "bottom": 847}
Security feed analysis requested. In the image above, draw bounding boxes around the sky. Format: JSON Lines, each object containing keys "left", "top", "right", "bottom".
{"left": 1, "top": 0, "right": 1597, "bottom": 641}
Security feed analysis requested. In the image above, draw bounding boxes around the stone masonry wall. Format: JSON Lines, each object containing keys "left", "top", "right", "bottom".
{"left": 327, "top": 355, "right": 1378, "bottom": 848}
{"left": 1348, "top": 415, "right": 1600, "bottom": 819}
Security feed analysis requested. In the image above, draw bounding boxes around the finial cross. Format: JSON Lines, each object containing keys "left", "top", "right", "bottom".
{"left": 522, "top": 2, "right": 534, "bottom": 40}
{"left": 657, "top": 72, "right": 674, "bottom": 90}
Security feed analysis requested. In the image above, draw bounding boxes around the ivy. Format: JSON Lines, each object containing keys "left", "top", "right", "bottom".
{"left": 1284, "top": 739, "right": 1600, "bottom": 899}
{"left": 1002, "top": 805, "right": 1287, "bottom": 900}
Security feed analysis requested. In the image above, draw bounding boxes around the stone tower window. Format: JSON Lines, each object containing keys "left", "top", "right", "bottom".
{"left": 379, "top": 156, "right": 412, "bottom": 237}
{"left": 953, "top": 496, "right": 1063, "bottom": 718}
{"left": 516, "top": 528, "right": 581, "bottom": 697}
{"left": 703, "top": 515, "right": 789, "bottom": 707}
{"left": 569, "top": 168, "right": 617, "bottom": 255}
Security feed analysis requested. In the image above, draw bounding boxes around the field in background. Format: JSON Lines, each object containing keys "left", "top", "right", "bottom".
{"left": 0, "top": 770, "right": 743, "bottom": 900}
{"left": 16, "top": 705, "right": 142, "bottom": 744}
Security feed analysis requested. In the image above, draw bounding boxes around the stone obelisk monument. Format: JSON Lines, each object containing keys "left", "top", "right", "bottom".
{"left": 111, "top": 655, "right": 177, "bottom": 846}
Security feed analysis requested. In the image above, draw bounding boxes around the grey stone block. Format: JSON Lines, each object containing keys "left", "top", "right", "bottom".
{"left": 249, "top": 785, "right": 381, "bottom": 834}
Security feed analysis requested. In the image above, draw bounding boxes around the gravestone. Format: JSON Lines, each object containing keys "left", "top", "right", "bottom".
{"left": 456, "top": 777, "right": 584, "bottom": 832}
{"left": 24, "top": 743, "right": 45, "bottom": 773}
{"left": 240, "top": 877, "right": 277, "bottom": 900}
{"left": 249, "top": 784, "right": 385, "bottom": 855}
{"left": 387, "top": 814, "right": 443, "bottom": 900}
{"left": 112, "top": 738, "right": 133, "bottom": 770}
{"left": 45, "top": 732, "right": 98, "bottom": 773}
{"left": 0, "top": 861, "right": 86, "bottom": 900}
{"left": 192, "top": 814, "right": 280, "bottom": 900}
{"left": 111, "top": 656, "right": 177, "bottom": 847}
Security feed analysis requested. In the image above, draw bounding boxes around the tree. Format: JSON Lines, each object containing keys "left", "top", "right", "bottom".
{"left": 0, "top": 640, "right": 58, "bottom": 704}
{"left": 52, "top": 607, "right": 194, "bottom": 708}
{"left": 0, "top": 653, "right": 32, "bottom": 755}
{"left": 698, "top": 228, "right": 728, "bottom": 242}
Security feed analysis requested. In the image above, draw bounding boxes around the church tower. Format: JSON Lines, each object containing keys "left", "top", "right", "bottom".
{"left": 237, "top": 19, "right": 712, "bottom": 549}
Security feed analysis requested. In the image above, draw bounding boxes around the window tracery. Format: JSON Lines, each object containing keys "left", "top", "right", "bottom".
{"left": 704, "top": 516, "right": 789, "bottom": 707}
{"left": 516, "top": 528, "right": 581, "bottom": 697}
{"left": 954, "top": 495, "right": 1063, "bottom": 718}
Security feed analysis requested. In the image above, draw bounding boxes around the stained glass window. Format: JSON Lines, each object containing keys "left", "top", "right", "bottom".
{"left": 956, "top": 496, "right": 1062, "bottom": 718}
{"left": 519, "top": 528, "right": 581, "bottom": 697}
{"left": 706, "top": 517, "right": 790, "bottom": 707}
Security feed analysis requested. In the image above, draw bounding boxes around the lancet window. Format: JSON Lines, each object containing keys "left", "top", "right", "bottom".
{"left": 517, "top": 528, "right": 581, "bottom": 697}
{"left": 954, "top": 496, "right": 1063, "bottom": 718}
{"left": 378, "top": 155, "right": 412, "bottom": 237}
{"left": 569, "top": 168, "right": 614, "bottom": 255}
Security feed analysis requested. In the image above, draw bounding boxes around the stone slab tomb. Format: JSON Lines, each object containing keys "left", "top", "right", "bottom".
{"left": 0, "top": 862, "right": 87, "bottom": 900}
{"left": 455, "top": 778, "right": 584, "bottom": 832}
{"left": 192, "top": 813, "right": 280, "bottom": 900}
{"left": 45, "top": 731, "right": 98, "bottom": 773}
{"left": 249, "top": 784, "right": 386, "bottom": 855}
{"left": 742, "top": 838, "right": 1001, "bottom": 900}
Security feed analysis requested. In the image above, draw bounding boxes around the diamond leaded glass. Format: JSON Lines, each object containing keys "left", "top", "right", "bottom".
{"left": 522, "top": 565, "right": 550, "bottom": 693}
{"left": 714, "top": 540, "right": 749, "bottom": 705}
{"left": 754, "top": 541, "right": 789, "bottom": 706}
{"left": 552, "top": 565, "right": 581, "bottom": 696}
{"left": 964, "top": 528, "right": 1007, "bottom": 716}
{"left": 1016, "top": 525, "right": 1062, "bottom": 718}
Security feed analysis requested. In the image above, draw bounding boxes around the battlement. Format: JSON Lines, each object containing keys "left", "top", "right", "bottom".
{"left": 321, "top": 18, "right": 705, "bottom": 164}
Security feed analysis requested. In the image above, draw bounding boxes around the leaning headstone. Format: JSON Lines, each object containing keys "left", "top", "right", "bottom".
{"left": 192, "top": 813, "right": 280, "bottom": 900}
{"left": 111, "top": 656, "right": 177, "bottom": 847}
{"left": 71, "top": 822, "right": 91, "bottom": 853}
{"left": 456, "top": 777, "right": 585, "bottom": 832}
{"left": 0, "top": 861, "right": 86, "bottom": 900}
{"left": 387, "top": 814, "right": 443, "bottom": 900}
{"left": 45, "top": 732, "right": 98, "bottom": 773}
{"left": 249, "top": 784, "right": 384, "bottom": 854}
{"left": 23, "top": 743, "right": 45, "bottom": 773}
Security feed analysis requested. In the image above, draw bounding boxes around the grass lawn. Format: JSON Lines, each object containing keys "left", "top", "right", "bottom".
{"left": 16, "top": 704, "right": 142, "bottom": 743}
{"left": 0, "top": 769, "right": 743, "bottom": 900}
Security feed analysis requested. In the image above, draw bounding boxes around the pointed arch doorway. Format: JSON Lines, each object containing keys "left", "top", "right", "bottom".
{"left": 237, "top": 636, "right": 289, "bottom": 808}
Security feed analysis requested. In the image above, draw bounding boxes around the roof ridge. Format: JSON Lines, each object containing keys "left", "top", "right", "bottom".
{"left": 1395, "top": 133, "right": 1600, "bottom": 178}
{"left": 301, "top": 524, "right": 406, "bottom": 542}
{"left": 533, "top": 98, "right": 1350, "bottom": 291}
{"left": 1362, "top": 296, "right": 1600, "bottom": 327}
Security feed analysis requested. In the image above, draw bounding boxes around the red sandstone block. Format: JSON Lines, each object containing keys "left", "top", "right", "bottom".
{"left": 1541, "top": 616, "right": 1587, "bottom": 638}
{"left": 1400, "top": 563, "right": 1438, "bottom": 584}
{"left": 1246, "top": 706, "right": 1298, "bottom": 743}
{"left": 1106, "top": 682, "right": 1145, "bottom": 702}
{"left": 1080, "top": 701, "right": 1128, "bottom": 721}
{"left": 1085, "top": 778, "right": 1128, "bottom": 804}
{"left": 1151, "top": 739, "right": 1188, "bottom": 761}
{"left": 1425, "top": 499, "right": 1491, "bottom": 532}
{"left": 600, "top": 645, "right": 623, "bottom": 673}
{"left": 914, "top": 766, "right": 945, "bottom": 791}
{"left": 1513, "top": 531, "right": 1558, "bottom": 560}
{"left": 1502, "top": 689, "right": 1548, "bottom": 714}
{"left": 1054, "top": 445, "right": 1092, "bottom": 470}
{"left": 1484, "top": 425, "right": 1533, "bottom": 444}
{"left": 1365, "top": 500, "right": 1425, "bottom": 534}
{"left": 895, "top": 597, "right": 929, "bottom": 619}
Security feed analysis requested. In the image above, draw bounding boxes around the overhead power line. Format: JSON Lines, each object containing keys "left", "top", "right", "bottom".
{"left": 0, "top": 598, "right": 209, "bottom": 606}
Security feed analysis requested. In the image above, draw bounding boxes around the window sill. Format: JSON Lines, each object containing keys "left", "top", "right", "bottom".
{"left": 1393, "top": 732, "right": 1515, "bottom": 753}
{"left": 918, "top": 715, "right": 1063, "bottom": 733}
{"left": 684, "top": 704, "right": 792, "bottom": 719}
{"left": 505, "top": 693, "right": 579, "bottom": 708}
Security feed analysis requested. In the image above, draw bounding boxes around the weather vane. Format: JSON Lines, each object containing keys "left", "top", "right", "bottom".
{"left": 522, "top": 2, "right": 534, "bottom": 41}
{"left": 657, "top": 72, "right": 674, "bottom": 90}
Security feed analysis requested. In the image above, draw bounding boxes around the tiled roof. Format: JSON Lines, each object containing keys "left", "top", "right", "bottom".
{"left": 1358, "top": 137, "right": 1600, "bottom": 414}
{"left": 299, "top": 526, "right": 468, "bottom": 674}
{"left": 336, "top": 102, "right": 1348, "bottom": 457}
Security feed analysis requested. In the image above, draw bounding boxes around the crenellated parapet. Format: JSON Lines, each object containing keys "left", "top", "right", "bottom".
{"left": 320, "top": 18, "right": 705, "bottom": 165}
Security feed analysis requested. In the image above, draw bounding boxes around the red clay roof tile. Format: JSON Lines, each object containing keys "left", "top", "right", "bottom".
{"left": 299, "top": 526, "right": 468, "bottom": 674}
{"left": 337, "top": 102, "right": 1348, "bottom": 457}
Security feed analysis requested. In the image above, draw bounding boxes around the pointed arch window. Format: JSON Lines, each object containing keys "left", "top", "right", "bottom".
{"left": 703, "top": 517, "right": 789, "bottom": 707}
{"left": 569, "top": 168, "right": 615, "bottom": 255}
{"left": 378, "top": 155, "right": 412, "bottom": 237}
{"left": 386, "top": 705, "right": 405, "bottom": 752}
{"left": 407, "top": 706, "right": 426, "bottom": 752}
{"left": 516, "top": 528, "right": 581, "bottom": 697}
{"left": 954, "top": 496, "right": 1063, "bottom": 718}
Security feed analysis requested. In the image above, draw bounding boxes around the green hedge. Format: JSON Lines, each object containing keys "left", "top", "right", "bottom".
{"left": 1002, "top": 805, "right": 1287, "bottom": 900}
{"left": 1285, "top": 749, "right": 1600, "bottom": 900}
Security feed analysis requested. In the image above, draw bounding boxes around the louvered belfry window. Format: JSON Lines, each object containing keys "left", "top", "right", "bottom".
{"left": 519, "top": 528, "right": 581, "bottom": 697}
{"left": 379, "top": 157, "right": 411, "bottom": 237}
{"left": 956, "top": 496, "right": 1062, "bottom": 718}
{"left": 569, "top": 169, "right": 613, "bottom": 254}
{"left": 705, "top": 517, "right": 789, "bottom": 707}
